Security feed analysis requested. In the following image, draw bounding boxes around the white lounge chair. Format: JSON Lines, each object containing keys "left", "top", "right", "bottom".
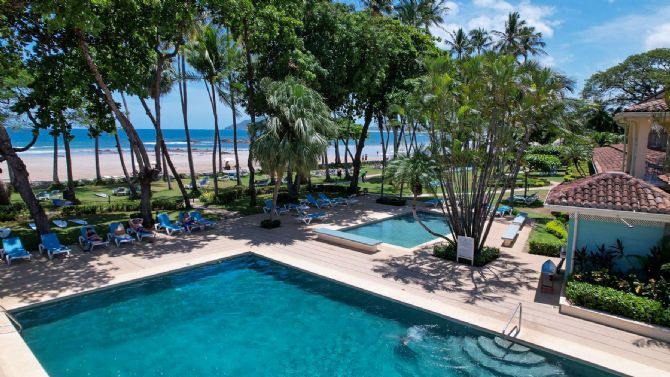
{"left": 501, "top": 224, "right": 521, "bottom": 247}
{"left": 296, "top": 212, "right": 326, "bottom": 225}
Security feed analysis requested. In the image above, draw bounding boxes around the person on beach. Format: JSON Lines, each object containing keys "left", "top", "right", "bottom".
{"left": 361, "top": 170, "right": 367, "bottom": 183}
{"left": 337, "top": 169, "right": 342, "bottom": 180}
{"left": 129, "top": 218, "right": 151, "bottom": 234}
{"left": 86, "top": 228, "right": 102, "bottom": 242}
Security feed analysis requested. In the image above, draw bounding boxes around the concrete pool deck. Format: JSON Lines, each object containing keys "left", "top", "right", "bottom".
{"left": 0, "top": 197, "right": 669, "bottom": 377}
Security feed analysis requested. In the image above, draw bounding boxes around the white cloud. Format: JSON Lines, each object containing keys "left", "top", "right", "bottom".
{"left": 518, "top": 1, "right": 557, "bottom": 37}
{"left": 539, "top": 55, "right": 555, "bottom": 67}
{"left": 644, "top": 23, "right": 670, "bottom": 50}
{"left": 472, "top": 0, "right": 514, "bottom": 12}
{"left": 430, "top": 22, "right": 462, "bottom": 48}
{"left": 445, "top": 1, "right": 460, "bottom": 16}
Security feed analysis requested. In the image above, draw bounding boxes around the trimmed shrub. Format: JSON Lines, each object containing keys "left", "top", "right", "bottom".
{"left": 526, "top": 145, "right": 566, "bottom": 157}
{"left": 563, "top": 175, "right": 574, "bottom": 182}
{"left": 545, "top": 220, "right": 567, "bottom": 240}
{"left": 376, "top": 196, "right": 406, "bottom": 206}
{"left": 433, "top": 243, "right": 500, "bottom": 267}
{"left": 260, "top": 219, "right": 281, "bottom": 229}
{"left": 565, "top": 280, "right": 670, "bottom": 327}
{"left": 529, "top": 240, "right": 562, "bottom": 257}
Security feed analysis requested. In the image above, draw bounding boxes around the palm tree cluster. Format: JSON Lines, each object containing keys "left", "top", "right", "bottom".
{"left": 393, "top": 0, "right": 450, "bottom": 32}
{"left": 443, "top": 12, "right": 546, "bottom": 62}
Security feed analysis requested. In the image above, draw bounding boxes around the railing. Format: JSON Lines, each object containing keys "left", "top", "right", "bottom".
{"left": 501, "top": 302, "right": 522, "bottom": 338}
{"left": 0, "top": 304, "right": 22, "bottom": 334}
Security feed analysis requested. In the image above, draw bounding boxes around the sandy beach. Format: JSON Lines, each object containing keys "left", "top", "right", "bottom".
{"left": 3, "top": 145, "right": 388, "bottom": 183}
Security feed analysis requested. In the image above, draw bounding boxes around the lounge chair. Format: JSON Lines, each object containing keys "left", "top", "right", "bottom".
{"left": 296, "top": 212, "right": 326, "bottom": 225}
{"left": 284, "top": 203, "right": 309, "bottom": 213}
{"left": 107, "top": 223, "right": 135, "bottom": 247}
{"left": 501, "top": 224, "right": 521, "bottom": 247}
{"left": 512, "top": 212, "right": 528, "bottom": 227}
{"left": 178, "top": 211, "right": 202, "bottom": 233}
{"left": 1, "top": 237, "right": 31, "bottom": 265}
{"left": 318, "top": 193, "right": 354, "bottom": 206}
{"left": 155, "top": 213, "right": 184, "bottom": 235}
{"left": 128, "top": 218, "right": 156, "bottom": 241}
{"left": 49, "top": 190, "right": 61, "bottom": 198}
{"left": 263, "top": 199, "right": 289, "bottom": 216}
{"left": 112, "top": 187, "right": 130, "bottom": 196}
{"left": 305, "top": 194, "right": 331, "bottom": 209}
{"left": 199, "top": 177, "right": 209, "bottom": 188}
{"left": 39, "top": 233, "right": 71, "bottom": 260}
{"left": 190, "top": 211, "right": 216, "bottom": 228}
{"left": 495, "top": 205, "right": 513, "bottom": 217}
{"left": 510, "top": 193, "right": 539, "bottom": 205}
{"left": 52, "top": 199, "right": 73, "bottom": 207}
{"left": 36, "top": 192, "right": 50, "bottom": 201}
{"left": 424, "top": 198, "right": 444, "bottom": 208}
{"left": 52, "top": 219, "right": 68, "bottom": 228}
{"left": 0, "top": 228, "right": 10, "bottom": 238}
{"left": 78, "top": 226, "right": 109, "bottom": 251}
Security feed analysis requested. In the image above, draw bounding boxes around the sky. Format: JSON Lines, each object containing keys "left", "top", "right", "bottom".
{"left": 126, "top": 0, "right": 670, "bottom": 129}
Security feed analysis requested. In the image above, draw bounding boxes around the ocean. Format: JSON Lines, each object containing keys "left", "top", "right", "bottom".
{"left": 6, "top": 127, "right": 430, "bottom": 155}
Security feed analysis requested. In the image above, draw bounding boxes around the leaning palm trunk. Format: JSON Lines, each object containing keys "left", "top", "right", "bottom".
{"left": 113, "top": 131, "right": 134, "bottom": 194}
{"left": 243, "top": 20, "right": 257, "bottom": 206}
{"left": 94, "top": 134, "right": 101, "bottom": 183}
{"left": 178, "top": 52, "right": 198, "bottom": 193}
{"left": 0, "top": 126, "right": 50, "bottom": 234}
{"left": 229, "top": 75, "right": 242, "bottom": 186}
{"left": 205, "top": 81, "right": 220, "bottom": 196}
{"left": 120, "top": 93, "right": 138, "bottom": 177}
{"left": 52, "top": 133, "right": 59, "bottom": 184}
{"left": 62, "top": 129, "right": 76, "bottom": 201}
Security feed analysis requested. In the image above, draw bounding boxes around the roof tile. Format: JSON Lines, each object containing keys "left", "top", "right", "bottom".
{"left": 545, "top": 172, "right": 670, "bottom": 214}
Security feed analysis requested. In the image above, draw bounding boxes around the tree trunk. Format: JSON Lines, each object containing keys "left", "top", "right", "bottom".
{"left": 94, "top": 134, "right": 101, "bottom": 183}
{"left": 120, "top": 93, "right": 138, "bottom": 177}
{"left": 269, "top": 168, "right": 283, "bottom": 221}
{"left": 218, "top": 129, "right": 223, "bottom": 173}
{"left": 63, "top": 131, "right": 76, "bottom": 201}
{"left": 230, "top": 75, "right": 242, "bottom": 186}
{"left": 155, "top": 140, "right": 162, "bottom": 176}
{"left": 243, "top": 19, "right": 257, "bottom": 206}
{"left": 349, "top": 107, "right": 373, "bottom": 192}
{"left": 162, "top": 151, "right": 171, "bottom": 189}
{"left": 52, "top": 133, "right": 59, "bottom": 184}
{"left": 77, "top": 32, "right": 156, "bottom": 225}
{"left": 0, "top": 179, "right": 10, "bottom": 205}
{"left": 205, "top": 82, "right": 220, "bottom": 196}
{"left": 324, "top": 151, "right": 331, "bottom": 182}
{"left": 113, "top": 131, "right": 134, "bottom": 195}
{"left": 334, "top": 139, "right": 341, "bottom": 164}
{"left": 178, "top": 52, "right": 198, "bottom": 194}
{"left": 0, "top": 126, "right": 50, "bottom": 234}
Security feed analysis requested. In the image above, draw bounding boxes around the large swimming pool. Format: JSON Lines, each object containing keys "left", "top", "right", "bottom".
{"left": 342, "top": 212, "right": 451, "bottom": 248}
{"left": 14, "top": 255, "right": 612, "bottom": 376}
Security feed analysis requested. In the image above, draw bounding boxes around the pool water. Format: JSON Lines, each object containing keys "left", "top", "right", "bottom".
{"left": 342, "top": 212, "right": 451, "bottom": 248}
{"left": 15, "top": 256, "right": 612, "bottom": 377}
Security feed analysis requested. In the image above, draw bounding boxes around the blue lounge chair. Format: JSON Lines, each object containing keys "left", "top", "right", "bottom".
{"left": 425, "top": 198, "right": 444, "bottom": 207}
{"left": 39, "top": 233, "right": 71, "bottom": 260}
{"left": 155, "top": 213, "right": 183, "bottom": 235}
{"left": 52, "top": 199, "right": 73, "bottom": 207}
{"left": 178, "top": 211, "right": 202, "bottom": 233}
{"left": 263, "top": 199, "right": 289, "bottom": 216}
{"left": 296, "top": 211, "right": 327, "bottom": 225}
{"left": 199, "top": 177, "right": 209, "bottom": 188}
{"left": 190, "top": 211, "right": 216, "bottom": 228}
{"left": 1, "top": 237, "right": 31, "bottom": 265}
{"left": 107, "top": 223, "right": 135, "bottom": 247}
{"left": 305, "top": 194, "right": 331, "bottom": 209}
{"left": 495, "top": 205, "right": 513, "bottom": 217}
{"left": 36, "top": 191, "right": 50, "bottom": 201}
{"left": 78, "top": 226, "right": 109, "bottom": 251}
{"left": 128, "top": 219, "right": 156, "bottom": 241}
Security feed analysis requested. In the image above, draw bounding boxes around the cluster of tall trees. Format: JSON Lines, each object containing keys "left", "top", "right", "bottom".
{"left": 0, "top": 0, "right": 575, "bottom": 255}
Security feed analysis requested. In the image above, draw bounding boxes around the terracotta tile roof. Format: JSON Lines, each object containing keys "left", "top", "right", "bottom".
{"left": 624, "top": 91, "right": 668, "bottom": 112}
{"left": 591, "top": 144, "right": 666, "bottom": 173}
{"left": 545, "top": 172, "right": 670, "bottom": 214}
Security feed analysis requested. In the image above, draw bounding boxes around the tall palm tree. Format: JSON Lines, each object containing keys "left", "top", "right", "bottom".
{"left": 362, "top": 0, "right": 394, "bottom": 16}
{"left": 51, "top": 129, "right": 59, "bottom": 184}
{"left": 492, "top": 12, "right": 527, "bottom": 55}
{"left": 446, "top": 28, "right": 470, "bottom": 59}
{"left": 252, "top": 77, "right": 334, "bottom": 219}
{"left": 518, "top": 27, "right": 547, "bottom": 62}
{"left": 177, "top": 47, "right": 198, "bottom": 193}
{"left": 468, "top": 28, "right": 491, "bottom": 55}
{"left": 417, "top": 0, "right": 449, "bottom": 33}
{"left": 187, "top": 25, "right": 228, "bottom": 196}
{"left": 395, "top": 0, "right": 422, "bottom": 29}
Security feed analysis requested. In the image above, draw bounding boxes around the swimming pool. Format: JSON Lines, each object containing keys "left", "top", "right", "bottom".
{"left": 14, "top": 255, "right": 612, "bottom": 376}
{"left": 342, "top": 212, "right": 451, "bottom": 248}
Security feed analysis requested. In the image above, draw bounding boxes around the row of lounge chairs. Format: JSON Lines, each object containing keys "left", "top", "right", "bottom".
{"left": 1, "top": 211, "right": 218, "bottom": 265}
{"left": 262, "top": 193, "right": 360, "bottom": 225}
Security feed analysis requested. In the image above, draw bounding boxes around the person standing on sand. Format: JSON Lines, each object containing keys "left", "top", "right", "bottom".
{"left": 361, "top": 170, "right": 367, "bottom": 183}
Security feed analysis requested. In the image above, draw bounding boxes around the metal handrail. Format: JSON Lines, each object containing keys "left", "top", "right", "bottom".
{"left": 501, "top": 302, "right": 522, "bottom": 337}
{"left": 0, "top": 304, "right": 22, "bottom": 334}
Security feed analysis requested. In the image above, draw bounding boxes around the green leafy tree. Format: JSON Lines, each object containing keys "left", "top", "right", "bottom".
{"left": 582, "top": 48, "right": 670, "bottom": 109}
{"left": 252, "top": 77, "right": 334, "bottom": 217}
{"left": 384, "top": 148, "right": 438, "bottom": 224}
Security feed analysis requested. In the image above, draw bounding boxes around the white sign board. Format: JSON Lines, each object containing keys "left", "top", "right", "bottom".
{"left": 457, "top": 236, "right": 475, "bottom": 266}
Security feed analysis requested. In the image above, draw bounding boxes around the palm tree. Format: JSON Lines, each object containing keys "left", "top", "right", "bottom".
{"left": 362, "top": 0, "right": 394, "bottom": 16}
{"left": 187, "top": 25, "right": 228, "bottom": 196}
{"left": 492, "top": 12, "right": 527, "bottom": 55}
{"left": 417, "top": 0, "right": 449, "bottom": 33}
{"left": 518, "top": 27, "right": 546, "bottom": 62}
{"left": 446, "top": 28, "right": 470, "bottom": 59}
{"left": 252, "top": 77, "right": 334, "bottom": 219}
{"left": 468, "top": 28, "right": 491, "bottom": 55}
{"left": 395, "top": 0, "right": 422, "bottom": 29}
{"left": 177, "top": 47, "right": 198, "bottom": 193}
{"left": 51, "top": 129, "right": 59, "bottom": 184}
{"left": 384, "top": 148, "right": 438, "bottom": 220}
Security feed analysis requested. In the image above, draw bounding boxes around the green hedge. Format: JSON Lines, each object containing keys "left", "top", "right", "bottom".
{"left": 376, "top": 196, "right": 406, "bottom": 206}
{"left": 529, "top": 240, "right": 562, "bottom": 257}
{"left": 433, "top": 244, "right": 500, "bottom": 267}
{"left": 545, "top": 220, "right": 567, "bottom": 240}
{"left": 260, "top": 219, "right": 281, "bottom": 229}
{"left": 565, "top": 280, "right": 670, "bottom": 327}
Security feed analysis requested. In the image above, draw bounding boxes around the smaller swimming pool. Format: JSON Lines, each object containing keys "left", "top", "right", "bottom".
{"left": 342, "top": 212, "right": 450, "bottom": 248}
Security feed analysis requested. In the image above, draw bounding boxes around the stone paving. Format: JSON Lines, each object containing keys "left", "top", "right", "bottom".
{"left": 0, "top": 197, "right": 669, "bottom": 377}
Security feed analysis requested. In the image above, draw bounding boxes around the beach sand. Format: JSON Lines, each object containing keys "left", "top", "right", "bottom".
{"left": 3, "top": 146, "right": 387, "bottom": 183}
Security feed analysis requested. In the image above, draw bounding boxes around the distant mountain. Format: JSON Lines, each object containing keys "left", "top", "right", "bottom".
{"left": 225, "top": 117, "right": 265, "bottom": 131}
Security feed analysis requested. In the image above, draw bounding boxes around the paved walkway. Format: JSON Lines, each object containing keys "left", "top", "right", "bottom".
{"left": 0, "top": 197, "right": 669, "bottom": 376}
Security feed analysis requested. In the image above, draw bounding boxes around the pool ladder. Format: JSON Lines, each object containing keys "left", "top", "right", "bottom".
{"left": 501, "top": 302, "right": 522, "bottom": 338}
{"left": 0, "top": 304, "right": 22, "bottom": 334}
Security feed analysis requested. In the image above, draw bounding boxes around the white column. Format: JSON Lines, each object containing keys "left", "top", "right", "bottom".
{"left": 632, "top": 118, "right": 652, "bottom": 178}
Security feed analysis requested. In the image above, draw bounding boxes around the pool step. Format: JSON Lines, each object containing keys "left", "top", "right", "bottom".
{"left": 493, "top": 336, "right": 530, "bottom": 353}
{"left": 461, "top": 336, "right": 563, "bottom": 377}
{"left": 445, "top": 338, "right": 499, "bottom": 377}
{"left": 476, "top": 336, "right": 546, "bottom": 366}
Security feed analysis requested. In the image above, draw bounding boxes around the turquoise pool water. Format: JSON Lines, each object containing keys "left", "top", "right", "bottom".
{"left": 342, "top": 212, "right": 451, "bottom": 248}
{"left": 15, "top": 256, "right": 612, "bottom": 377}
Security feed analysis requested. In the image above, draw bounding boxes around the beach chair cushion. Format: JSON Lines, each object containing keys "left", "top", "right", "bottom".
{"left": 2, "top": 237, "right": 30, "bottom": 263}
{"left": 502, "top": 224, "right": 520, "bottom": 240}
{"left": 190, "top": 212, "right": 215, "bottom": 227}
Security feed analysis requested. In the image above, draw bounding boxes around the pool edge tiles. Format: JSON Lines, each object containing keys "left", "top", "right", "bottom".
{"left": 14, "top": 254, "right": 616, "bottom": 377}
